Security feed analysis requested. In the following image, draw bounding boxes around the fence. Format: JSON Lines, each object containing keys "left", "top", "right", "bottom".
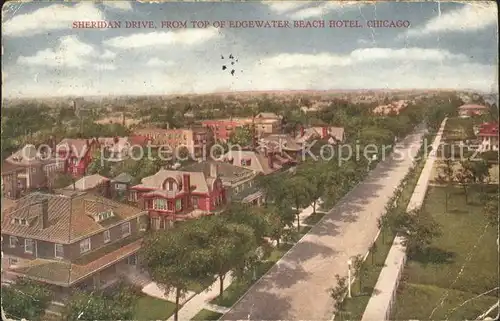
{"left": 361, "top": 118, "right": 447, "bottom": 321}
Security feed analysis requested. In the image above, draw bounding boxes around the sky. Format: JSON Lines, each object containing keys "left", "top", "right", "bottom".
{"left": 1, "top": 1, "right": 498, "bottom": 97}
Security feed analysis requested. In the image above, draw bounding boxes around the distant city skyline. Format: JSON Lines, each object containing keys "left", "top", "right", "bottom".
{"left": 2, "top": 1, "right": 498, "bottom": 98}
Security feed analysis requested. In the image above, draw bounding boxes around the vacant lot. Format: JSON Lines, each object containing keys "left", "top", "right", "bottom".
{"left": 392, "top": 186, "right": 499, "bottom": 320}
{"left": 443, "top": 117, "right": 475, "bottom": 141}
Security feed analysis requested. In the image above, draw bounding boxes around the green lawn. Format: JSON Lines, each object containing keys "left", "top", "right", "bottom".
{"left": 335, "top": 147, "right": 428, "bottom": 321}
{"left": 303, "top": 212, "right": 326, "bottom": 225}
{"left": 392, "top": 186, "right": 499, "bottom": 320}
{"left": 133, "top": 295, "right": 177, "bottom": 320}
{"left": 191, "top": 309, "right": 223, "bottom": 321}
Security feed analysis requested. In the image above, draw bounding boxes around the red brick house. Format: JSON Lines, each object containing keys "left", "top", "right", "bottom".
{"left": 56, "top": 138, "right": 98, "bottom": 177}
{"left": 129, "top": 164, "right": 226, "bottom": 229}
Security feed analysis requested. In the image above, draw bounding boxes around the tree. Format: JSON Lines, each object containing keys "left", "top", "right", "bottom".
{"left": 228, "top": 125, "right": 253, "bottom": 147}
{"left": 369, "top": 242, "right": 378, "bottom": 265}
{"left": 223, "top": 203, "right": 268, "bottom": 242}
{"left": 456, "top": 161, "right": 474, "bottom": 203}
{"left": 141, "top": 225, "right": 214, "bottom": 321}
{"left": 300, "top": 161, "right": 328, "bottom": 214}
{"left": 484, "top": 193, "right": 499, "bottom": 227}
{"left": 205, "top": 216, "right": 258, "bottom": 299}
{"left": 283, "top": 174, "right": 313, "bottom": 232}
{"left": 330, "top": 274, "right": 348, "bottom": 313}
{"left": 261, "top": 204, "right": 294, "bottom": 248}
{"left": 63, "top": 283, "right": 137, "bottom": 320}
{"left": 436, "top": 159, "right": 455, "bottom": 211}
{"left": 2, "top": 279, "right": 52, "bottom": 321}
{"left": 351, "top": 254, "right": 367, "bottom": 294}
{"left": 469, "top": 159, "right": 491, "bottom": 187}
{"left": 391, "top": 208, "right": 442, "bottom": 257}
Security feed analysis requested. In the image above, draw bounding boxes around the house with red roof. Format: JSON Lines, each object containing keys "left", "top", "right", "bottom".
{"left": 128, "top": 164, "right": 226, "bottom": 229}
{"left": 458, "top": 104, "right": 488, "bottom": 117}
{"left": 477, "top": 122, "right": 499, "bottom": 151}
{"left": 56, "top": 138, "right": 99, "bottom": 177}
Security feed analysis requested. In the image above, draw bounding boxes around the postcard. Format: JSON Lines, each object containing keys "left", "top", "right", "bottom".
{"left": 1, "top": 1, "right": 498, "bottom": 321}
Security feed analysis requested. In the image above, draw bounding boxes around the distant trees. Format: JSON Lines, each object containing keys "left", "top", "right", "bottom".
{"left": 228, "top": 125, "right": 253, "bottom": 147}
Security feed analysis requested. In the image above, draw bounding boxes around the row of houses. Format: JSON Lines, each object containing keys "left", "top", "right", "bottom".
{"left": 1, "top": 118, "right": 346, "bottom": 296}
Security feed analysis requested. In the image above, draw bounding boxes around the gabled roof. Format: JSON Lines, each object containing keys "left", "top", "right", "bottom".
{"left": 1, "top": 192, "right": 145, "bottom": 244}
{"left": 62, "top": 174, "right": 110, "bottom": 191}
{"left": 182, "top": 160, "right": 255, "bottom": 185}
{"left": 56, "top": 138, "right": 93, "bottom": 158}
{"left": 131, "top": 169, "right": 211, "bottom": 193}
{"left": 112, "top": 172, "right": 134, "bottom": 184}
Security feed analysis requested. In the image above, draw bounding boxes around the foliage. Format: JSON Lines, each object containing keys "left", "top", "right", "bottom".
{"left": 483, "top": 193, "right": 499, "bottom": 227}
{"left": 141, "top": 225, "right": 215, "bottom": 321}
{"left": 63, "top": 283, "right": 137, "bottom": 321}
{"left": 390, "top": 208, "right": 442, "bottom": 257}
{"left": 228, "top": 125, "right": 253, "bottom": 147}
{"left": 330, "top": 274, "right": 348, "bottom": 312}
{"left": 456, "top": 161, "right": 475, "bottom": 203}
{"left": 1, "top": 279, "right": 53, "bottom": 321}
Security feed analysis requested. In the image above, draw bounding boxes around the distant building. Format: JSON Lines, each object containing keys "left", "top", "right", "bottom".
{"left": 133, "top": 126, "right": 213, "bottom": 157}
{"left": 221, "top": 149, "right": 295, "bottom": 176}
{"left": 201, "top": 113, "right": 281, "bottom": 142}
{"left": 458, "top": 104, "right": 488, "bottom": 117}
{"left": 1, "top": 145, "right": 64, "bottom": 199}
{"left": 1, "top": 192, "right": 148, "bottom": 292}
{"left": 295, "top": 126, "right": 345, "bottom": 145}
{"left": 129, "top": 166, "right": 226, "bottom": 229}
{"left": 477, "top": 122, "right": 499, "bottom": 151}
{"left": 97, "top": 137, "right": 130, "bottom": 162}
{"left": 110, "top": 172, "right": 134, "bottom": 200}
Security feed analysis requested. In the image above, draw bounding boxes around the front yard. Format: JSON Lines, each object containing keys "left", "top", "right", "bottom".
{"left": 392, "top": 186, "right": 499, "bottom": 320}
{"left": 134, "top": 294, "right": 177, "bottom": 320}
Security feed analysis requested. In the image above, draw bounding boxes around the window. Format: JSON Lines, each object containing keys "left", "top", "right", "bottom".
{"left": 121, "top": 222, "right": 131, "bottom": 237}
{"left": 8, "top": 258, "right": 18, "bottom": 266}
{"left": 151, "top": 217, "right": 160, "bottom": 230}
{"left": 54, "top": 244, "right": 64, "bottom": 258}
{"left": 154, "top": 199, "right": 167, "bottom": 210}
{"left": 95, "top": 210, "right": 114, "bottom": 222}
{"left": 103, "top": 230, "right": 111, "bottom": 243}
{"left": 241, "top": 159, "right": 252, "bottom": 166}
{"left": 167, "top": 181, "right": 174, "bottom": 191}
{"left": 175, "top": 199, "right": 182, "bottom": 211}
{"left": 80, "top": 238, "right": 91, "bottom": 253}
{"left": 191, "top": 197, "right": 198, "bottom": 209}
{"left": 24, "top": 239, "right": 34, "bottom": 254}
{"left": 128, "top": 191, "right": 138, "bottom": 202}
{"left": 9, "top": 236, "right": 17, "bottom": 248}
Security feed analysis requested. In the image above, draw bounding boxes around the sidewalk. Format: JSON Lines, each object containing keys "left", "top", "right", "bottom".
{"left": 167, "top": 273, "right": 234, "bottom": 321}
{"left": 361, "top": 118, "right": 447, "bottom": 321}
{"left": 170, "top": 201, "right": 322, "bottom": 320}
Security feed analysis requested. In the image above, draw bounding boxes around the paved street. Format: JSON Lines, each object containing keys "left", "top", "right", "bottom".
{"left": 222, "top": 126, "right": 426, "bottom": 321}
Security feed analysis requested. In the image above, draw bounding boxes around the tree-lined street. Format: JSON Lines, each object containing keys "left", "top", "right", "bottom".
{"left": 222, "top": 126, "right": 426, "bottom": 320}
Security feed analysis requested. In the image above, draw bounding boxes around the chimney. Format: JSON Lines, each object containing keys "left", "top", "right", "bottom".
{"left": 300, "top": 126, "right": 305, "bottom": 137}
{"left": 39, "top": 199, "right": 49, "bottom": 229}
{"left": 86, "top": 139, "right": 90, "bottom": 147}
{"left": 268, "top": 153, "right": 273, "bottom": 169}
{"left": 113, "top": 136, "right": 119, "bottom": 144}
{"left": 166, "top": 122, "right": 170, "bottom": 130}
{"left": 210, "top": 162, "right": 218, "bottom": 178}
{"left": 322, "top": 127, "right": 328, "bottom": 138}
{"left": 183, "top": 173, "right": 191, "bottom": 193}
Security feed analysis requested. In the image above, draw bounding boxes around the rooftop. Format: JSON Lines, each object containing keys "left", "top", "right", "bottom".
{"left": 1, "top": 192, "right": 146, "bottom": 243}
{"left": 182, "top": 160, "right": 255, "bottom": 184}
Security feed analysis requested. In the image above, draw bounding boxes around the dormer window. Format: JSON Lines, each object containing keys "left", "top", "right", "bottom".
{"left": 12, "top": 218, "right": 30, "bottom": 226}
{"left": 241, "top": 159, "right": 252, "bottom": 166}
{"left": 92, "top": 210, "right": 115, "bottom": 223}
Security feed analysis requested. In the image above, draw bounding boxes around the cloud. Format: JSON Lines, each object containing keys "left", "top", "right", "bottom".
{"left": 289, "top": 2, "right": 363, "bottom": 19}
{"left": 260, "top": 48, "right": 468, "bottom": 69}
{"left": 2, "top": 2, "right": 104, "bottom": 37}
{"left": 103, "top": 27, "right": 221, "bottom": 49}
{"left": 102, "top": 1, "right": 133, "bottom": 11}
{"left": 406, "top": 3, "right": 497, "bottom": 37}
{"left": 17, "top": 36, "right": 114, "bottom": 70}
{"left": 101, "top": 49, "right": 117, "bottom": 60}
{"left": 145, "top": 58, "right": 175, "bottom": 67}
{"left": 264, "top": 1, "right": 310, "bottom": 14}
